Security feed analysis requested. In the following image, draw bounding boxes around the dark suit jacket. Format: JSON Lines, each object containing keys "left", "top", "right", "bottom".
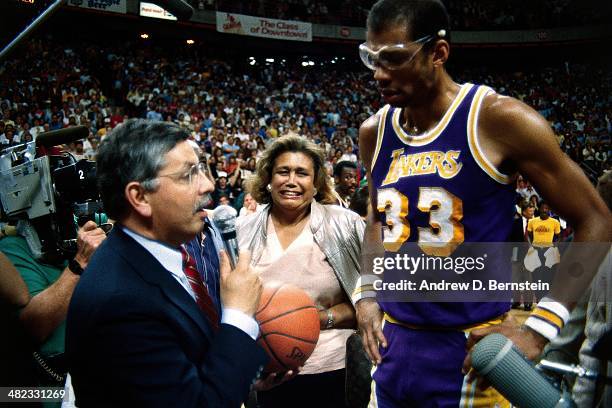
{"left": 66, "top": 226, "right": 267, "bottom": 407}
{"left": 509, "top": 216, "right": 530, "bottom": 260}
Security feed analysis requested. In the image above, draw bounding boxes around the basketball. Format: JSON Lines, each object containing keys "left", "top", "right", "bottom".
{"left": 255, "top": 282, "right": 321, "bottom": 372}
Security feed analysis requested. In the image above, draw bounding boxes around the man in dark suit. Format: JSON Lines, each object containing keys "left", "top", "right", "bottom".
{"left": 66, "top": 119, "right": 267, "bottom": 407}
{"left": 510, "top": 202, "right": 535, "bottom": 310}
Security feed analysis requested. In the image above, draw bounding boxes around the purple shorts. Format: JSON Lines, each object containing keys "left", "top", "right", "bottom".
{"left": 369, "top": 321, "right": 509, "bottom": 407}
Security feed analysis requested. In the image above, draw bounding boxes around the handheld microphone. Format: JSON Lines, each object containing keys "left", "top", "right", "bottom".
{"left": 471, "top": 333, "right": 563, "bottom": 408}
{"left": 149, "top": 0, "right": 194, "bottom": 21}
{"left": 36, "top": 126, "right": 88, "bottom": 148}
{"left": 211, "top": 205, "right": 238, "bottom": 269}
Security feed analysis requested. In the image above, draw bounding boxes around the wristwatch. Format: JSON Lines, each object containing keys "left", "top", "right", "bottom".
{"left": 68, "top": 258, "right": 84, "bottom": 275}
{"left": 325, "top": 309, "right": 335, "bottom": 329}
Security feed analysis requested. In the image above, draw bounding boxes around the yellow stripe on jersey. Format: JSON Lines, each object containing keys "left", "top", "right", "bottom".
{"left": 391, "top": 83, "right": 474, "bottom": 146}
{"left": 467, "top": 86, "right": 514, "bottom": 185}
{"left": 370, "top": 105, "right": 390, "bottom": 172}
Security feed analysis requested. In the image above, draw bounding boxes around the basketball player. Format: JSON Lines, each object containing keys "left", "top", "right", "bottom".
{"left": 352, "top": 0, "right": 612, "bottom": 406}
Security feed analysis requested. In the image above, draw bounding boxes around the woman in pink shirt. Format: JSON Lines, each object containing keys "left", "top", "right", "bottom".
{"left": 237, "top": 135, "right": 364, "bottom": 408}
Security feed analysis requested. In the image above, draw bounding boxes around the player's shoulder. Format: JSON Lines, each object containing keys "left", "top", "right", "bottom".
{"left": 479, "top": 91, "right": 550, "bottom": 136}
{"left": 359, "top": 105, "right": 389, "bottom": 165}
{"left": 359, "top": 105, "right": 388, "bottom": 135}
{"left": 359, "top": 105, "right": 389, "bottom": 143}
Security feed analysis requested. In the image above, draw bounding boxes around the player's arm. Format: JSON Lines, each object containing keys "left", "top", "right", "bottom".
{"left": 354, "top": 114, "right": 387, "bottom": 364}
{"left": 465, "top": 95, "right": 611, "bottom": 366}
{"left": 481, "top": 95, "right": 611, "bottom": 303}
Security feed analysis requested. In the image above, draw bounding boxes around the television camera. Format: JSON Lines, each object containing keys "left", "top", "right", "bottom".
{"left": 0, "top": 126, "right": 107, "bottom": 260}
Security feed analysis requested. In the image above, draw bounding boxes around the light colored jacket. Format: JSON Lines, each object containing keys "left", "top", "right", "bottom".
{"left": 236, "top": 201, "right": 364, "bottom": 300}
{"left": 544, "top": 249, "right": 612, "bottom": 407}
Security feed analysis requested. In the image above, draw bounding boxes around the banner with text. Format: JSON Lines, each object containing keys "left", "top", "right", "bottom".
{"left": 68, "top": 0, "right": 127, "bottom": 14}
{"left": 216, "top": 12, "right": 312, "bottom": 42}
{"left": 140, "top": 2, "right": 177, "bottom": 20}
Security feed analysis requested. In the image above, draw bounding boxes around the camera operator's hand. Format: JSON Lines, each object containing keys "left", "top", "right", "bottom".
{"left": 74, "top": 220, "right": 107, "bottom": 269}
{"left": 18, "top": 220, "right": 107, "bottom": 343}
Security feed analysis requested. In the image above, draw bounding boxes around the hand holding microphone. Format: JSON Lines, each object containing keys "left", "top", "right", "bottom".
{"left": 219, "top": 250, "right": 262, "bottom": 318}
{"left": 471, "top": 333, "right": 576, "bottom": 408}
{"left": 463, "top": 314, "right": 548, "bottom": 377}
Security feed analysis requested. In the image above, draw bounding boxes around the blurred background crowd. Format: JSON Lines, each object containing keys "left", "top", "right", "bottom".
{"left": 208, "top": 0, "right": 607, "bottom": 29}
{"left": 1, "top": 35, "right": 610, "bottom": 213}
{"left": 0, "top": 1, "right": 610, "bottom": 405}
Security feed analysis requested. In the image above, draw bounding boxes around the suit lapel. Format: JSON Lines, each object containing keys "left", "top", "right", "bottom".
{"left": 109, "top": 227, "right": 215, "bottom": 342}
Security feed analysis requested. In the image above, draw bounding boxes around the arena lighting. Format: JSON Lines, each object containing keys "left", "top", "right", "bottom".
{"left": 265, "top": 58, "right": 274, "bottom": 63}
{"left": 186, "top": 39, "right": 195, "bottom": 45}
{"left": 249, "top": 60, "right": 256, "bottom": 66}
{"left": 140, "top": 33, "right": 150, "bottom": 39}
{"left": 301, "top": 61, "right": 308, "bottom": 67}
{"left": 308, "top": 61, "right": 315, "bottom": 66}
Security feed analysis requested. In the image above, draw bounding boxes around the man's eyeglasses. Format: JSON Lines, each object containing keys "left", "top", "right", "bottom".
{"left": 157, "top": 161, "right": 209, "bottom": 186}
{"left": 359, "top": 34, "right": 433, "bottom": 71}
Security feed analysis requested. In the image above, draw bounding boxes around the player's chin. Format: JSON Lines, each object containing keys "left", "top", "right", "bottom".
{"left": 383, "top": 92, "right": 408, "bottom": 106}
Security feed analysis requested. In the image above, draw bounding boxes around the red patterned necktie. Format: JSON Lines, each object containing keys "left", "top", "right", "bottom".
{"left": 180, "top": 246, "right": 219, "bottom": 330}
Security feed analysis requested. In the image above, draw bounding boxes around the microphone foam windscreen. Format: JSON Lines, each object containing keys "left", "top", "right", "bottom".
{"left": 472, "top": 333, "right": 560, "bottom": 408}
{"left": 35, "top": 126, "right": 88, "bottom": 148}
{"left": 211, "top": 204, "right": 237, "bottom": 235}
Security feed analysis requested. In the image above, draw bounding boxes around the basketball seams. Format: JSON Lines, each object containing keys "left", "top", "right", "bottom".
{"left": 260, "top": 335, "right": 290, "bottom": 371}
{"left": 256, "top": 284, "right": 283, "bottom": 315}
{"left": 258, "top": 332, "right": 319, "bottom": 345}
{"left": 257, "top": 305, "right": 319, "bottom": 326}
{"left": 256, "top": 283, "right": 321, "bottom": 372}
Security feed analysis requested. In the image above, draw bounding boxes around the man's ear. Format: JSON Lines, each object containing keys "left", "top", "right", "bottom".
{"left": 125, "top": 181, "right": 153, "bottom": 218}
{"left": 432, "top": 39, "right": 449, "bottom": 68}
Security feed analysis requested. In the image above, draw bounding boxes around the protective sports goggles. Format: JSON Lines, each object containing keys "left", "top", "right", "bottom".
{"left": 359, "top": 31, "right": 446, "bottom": 71}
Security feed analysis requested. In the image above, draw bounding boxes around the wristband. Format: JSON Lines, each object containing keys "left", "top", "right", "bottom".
{"left": 351, "top": 275, "right": 378, "bottom": 305}
{"left": 523, "top": 297, "right": 570, "bottom": 340}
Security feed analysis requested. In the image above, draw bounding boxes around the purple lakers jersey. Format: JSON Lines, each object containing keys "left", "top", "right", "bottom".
{"left": 371, "top": 83, "right": 516, "bottom": 327}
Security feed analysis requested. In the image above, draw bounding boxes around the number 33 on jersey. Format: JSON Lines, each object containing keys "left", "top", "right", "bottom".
{"left": 371, "top": 84, "right": 516, "bottom": 254}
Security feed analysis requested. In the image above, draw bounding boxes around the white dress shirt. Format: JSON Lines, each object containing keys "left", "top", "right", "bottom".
{"left": 122, "top": 226, "right": 259, "bottom": 339}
